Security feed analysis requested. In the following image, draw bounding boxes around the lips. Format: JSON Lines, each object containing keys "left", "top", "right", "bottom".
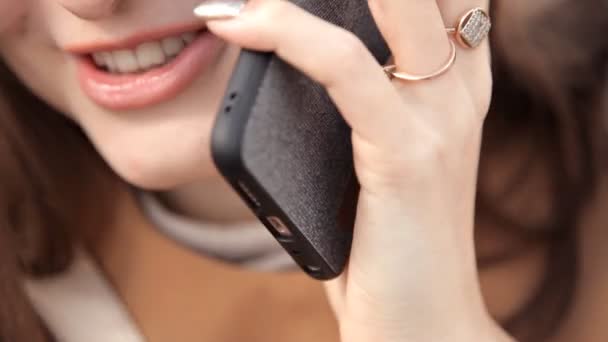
{"left": 68, "top": 23, "right": 224, "bottom": 111}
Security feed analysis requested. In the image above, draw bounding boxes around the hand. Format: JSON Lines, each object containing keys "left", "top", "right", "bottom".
{"left": 199, "top": 0, "right": 514, "bottom": 341}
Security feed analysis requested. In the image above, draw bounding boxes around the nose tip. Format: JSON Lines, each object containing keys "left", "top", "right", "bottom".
{"left": 59, "top": 0, "right": 119, "bottom": 20}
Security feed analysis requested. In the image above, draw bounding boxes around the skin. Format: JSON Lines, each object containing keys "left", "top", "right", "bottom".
{"left": 1, "top": 0, "right": 607, "bottom": 341}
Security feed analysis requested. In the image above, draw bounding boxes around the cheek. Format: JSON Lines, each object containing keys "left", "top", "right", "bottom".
{"left": 0, "top": 1, "right": 29, "bottom": 33}
{"left": 1, "top": 41, "right": 71, "bottom": 118}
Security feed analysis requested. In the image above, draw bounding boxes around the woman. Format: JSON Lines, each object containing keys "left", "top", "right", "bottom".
{"left": 0, "top": 0, "right": 605, "bottom": 341}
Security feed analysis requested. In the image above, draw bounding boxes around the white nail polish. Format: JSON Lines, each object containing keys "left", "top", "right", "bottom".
{"left": 194, "top": 0, "right": 246, "bottom": 20}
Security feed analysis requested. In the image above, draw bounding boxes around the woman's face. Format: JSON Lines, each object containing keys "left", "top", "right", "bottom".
{"left": 0, "top": 0, "right": 241, "bottom": 189}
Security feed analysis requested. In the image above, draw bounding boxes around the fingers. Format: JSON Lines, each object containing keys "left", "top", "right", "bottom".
{"left": 372, "top": 0, "right": 493, "bottom": 124}
{"left": 436, "top": 0, "right": 493, "bottom": 114}
{"left": 368, "top": 0, "right": 451, "bottom": 78}
{"left": 200, "top": 0, "right": 427, "bottom": 148}
{"left": 367, "top": 0, "right": 492, "bottom": 129}
{"left": 437, "top": 0, "right": 491, "bottom": 32}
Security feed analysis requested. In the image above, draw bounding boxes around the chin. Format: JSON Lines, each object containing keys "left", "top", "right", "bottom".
{"left": 106, "top": 144, "right": 219, "bottom": 191}
{"left": 98, "top": 137, "right": 219, "bottom": 191}
{"left": 76, "top": 88, "right": 225, "bottom": 191}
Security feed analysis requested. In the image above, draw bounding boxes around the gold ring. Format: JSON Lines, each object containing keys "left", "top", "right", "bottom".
{"left": 383, "top": 8, "right": 491, "bottom": 82}
{"left": 383, "top": 39, "right": 456, "bottom": 82}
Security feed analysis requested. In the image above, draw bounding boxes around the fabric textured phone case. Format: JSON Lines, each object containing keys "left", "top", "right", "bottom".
{"left": 240, "top": 0, "right": 390, "bottom": 275}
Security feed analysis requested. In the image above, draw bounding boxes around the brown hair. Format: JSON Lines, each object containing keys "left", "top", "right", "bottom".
{"left": 0, "top": 55, "right": 115, "bottom": 341}
{"left": 0, "top": 0, "right": 606, "bottom": 341}
{"left": 478, "top": 0, "right": 608, "bottom": 339}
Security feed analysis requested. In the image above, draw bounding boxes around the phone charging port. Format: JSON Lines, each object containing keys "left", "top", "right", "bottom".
{"left": 267, "top": 216, "right": 293, "bottom": 238}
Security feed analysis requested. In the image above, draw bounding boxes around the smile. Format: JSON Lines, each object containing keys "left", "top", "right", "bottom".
{"left": 90, "top": 31, "right": 199, "bottom": 74}
{"left": 67, "top": 23, "right": 224, "bottom": 111}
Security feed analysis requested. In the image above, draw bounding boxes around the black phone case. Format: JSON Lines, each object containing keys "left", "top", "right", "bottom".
{"left": 212, "top": 0, "right": 390, "bottom": 280}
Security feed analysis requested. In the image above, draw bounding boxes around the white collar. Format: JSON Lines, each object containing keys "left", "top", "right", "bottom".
{"left": 24, "top": 251, "right": 145, "bottom": 342}
{"left": 137, "top": 191, "right": 295, "bottom": 271}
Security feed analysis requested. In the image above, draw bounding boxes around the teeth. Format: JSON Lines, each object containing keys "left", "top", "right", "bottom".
{"left": 161, "top": 37, "right": 184, "bottom": 57}
{"left": 136, "top": 42, "right": 165, "bottom": 70}
{"left": 113, "top": 50, "right": 139, "bottom": 73}
{"left": 182, "top": 32, "right": 196, "bottom": 44}
{"left": 91, "top": 31, "right": 199, "bottom": 74}
{"left": 93, "top": 54, "right": 106, "bottom": 67}
{"left": 102, "top": 52, "right": 116, "bottom": 72}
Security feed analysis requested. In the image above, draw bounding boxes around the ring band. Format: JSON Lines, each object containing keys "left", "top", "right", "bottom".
{"left": 383, "top": 7, "right": 491, "bottom": 82}
{"left": 383, "top": 39, "right": 456, "bottom": 82}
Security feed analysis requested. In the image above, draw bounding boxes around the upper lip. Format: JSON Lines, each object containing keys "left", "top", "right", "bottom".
{"left": 64, "top": 20, "right": 207, "bottom": 54}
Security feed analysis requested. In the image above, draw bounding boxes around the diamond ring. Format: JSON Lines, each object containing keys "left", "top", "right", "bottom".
{"left": 446, "top": 8, "right": 492, "bottom": 49}
{"left": 383, "top": 7, "right": 491, "bottom": 82}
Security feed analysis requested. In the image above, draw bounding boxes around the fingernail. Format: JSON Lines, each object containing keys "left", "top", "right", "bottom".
{"left": 194, "top": 0, "right": 247, "bottom": 20}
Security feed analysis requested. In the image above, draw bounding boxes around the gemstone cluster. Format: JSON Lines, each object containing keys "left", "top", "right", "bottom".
{"left": 459, "top": 9, "right": 492, "bottom": 48}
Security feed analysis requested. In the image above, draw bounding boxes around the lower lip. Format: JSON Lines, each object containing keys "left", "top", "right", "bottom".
{"left": 75, "top": 30, "right": 223, "bottom": 111}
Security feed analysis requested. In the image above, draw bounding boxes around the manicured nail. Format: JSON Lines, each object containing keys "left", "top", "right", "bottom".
{"left": 194, "top": 0, "right": 246, "bottom": 20}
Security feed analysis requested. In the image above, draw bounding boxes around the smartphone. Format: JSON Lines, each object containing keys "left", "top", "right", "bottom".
{"left": 211, "top": 0, "right": 390, "bottom": 280}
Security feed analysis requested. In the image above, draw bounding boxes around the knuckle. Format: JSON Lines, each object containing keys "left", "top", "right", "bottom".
{"left": 261, "top": 0, "right": 290, "bottom": 21}
{"left": 411, "top": 131, "right": 448, "bottom": 168}
{"left": 252, "top": 0, "right": 291, "bottom": 25}
{"left": 334, "top": 30, "right": 366, "bottom": 57}
{"left": 364, "top": 129, "right": 449, "bottom": 183}
{"left": 391, "top": 129, "right": 452, "bottom": 185}
{"left": 322, "top": 31, "right": 369, "bottom": 86}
